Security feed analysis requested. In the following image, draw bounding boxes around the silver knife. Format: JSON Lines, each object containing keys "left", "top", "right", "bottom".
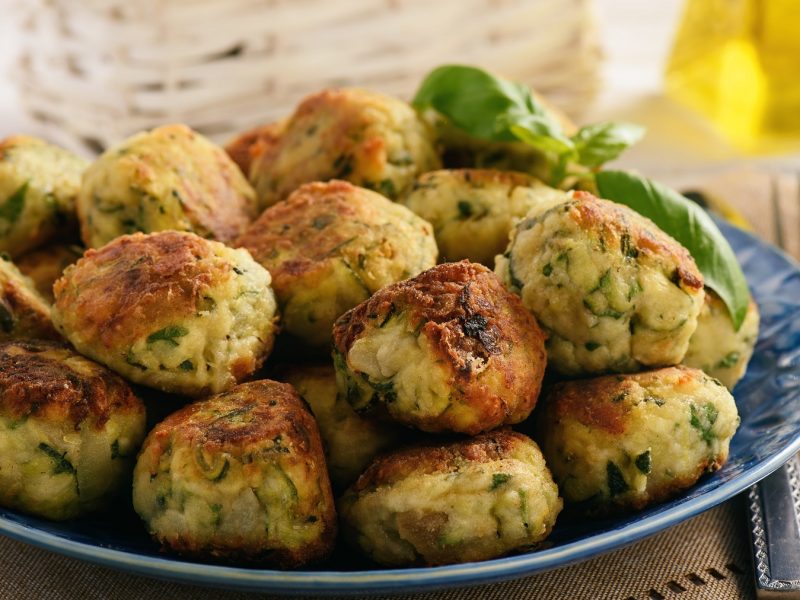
{"left": 748, "top": 453, "right": 800, "bottom": 598}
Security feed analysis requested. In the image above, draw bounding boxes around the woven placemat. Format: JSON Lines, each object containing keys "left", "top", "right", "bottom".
{"left": 0, "top": 496, "right": 753, "bottom": 600}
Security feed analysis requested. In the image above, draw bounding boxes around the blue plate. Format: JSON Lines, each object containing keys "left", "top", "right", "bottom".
{"left": 1, "top": 220, "right": 799, "bottom": 595}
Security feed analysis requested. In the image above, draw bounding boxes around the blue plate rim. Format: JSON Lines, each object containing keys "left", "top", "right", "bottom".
{"left": 1, "top": 437, "right": 798, "bottom": 594}
{"left": 1, "top": 220, "right": 799, "bottom": 594}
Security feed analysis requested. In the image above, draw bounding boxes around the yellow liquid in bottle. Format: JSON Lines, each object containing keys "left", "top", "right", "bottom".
{"left": 666, "top": 0, "right": 800, "bottom": 151}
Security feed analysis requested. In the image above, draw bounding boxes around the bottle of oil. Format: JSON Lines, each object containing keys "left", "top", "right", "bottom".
{"left": 665, "top": 0, "right": 800, "bottom": 152}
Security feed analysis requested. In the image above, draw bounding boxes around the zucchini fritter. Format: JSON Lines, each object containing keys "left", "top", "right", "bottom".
{"left": 249, "top": 88, "right": 440, "bottom": 207}
{"left": 132, "top": 379, "right": 336, "bottom": 567}
{"left": 52, "top": 231, "right": 278, "bottom": 397}
{"left": 0, "top": 340, "right": 146, "bottom": 520}
{"left": 401, "top": 169, "right": 568, "bottom": 265}
{"left": 683, "top": 290, "right": 759, "bottom": 389}
{"left": 77, "top": 124, "right": 257, "bottom": 248}
{"left": 333, "top": 261, "right": 546, "bottom": 434}
{"left": 0, "top": 135, "right": 87, "bottom": 257}
{"left": 236, "top": 180, "right": 437, "bottom": 347}
{"left": 339, "top": 429, "right": 562, "bottom": 566}
{"left": 536, "top": 366, "right": 739, "bottom": 515}
{"left": 0, "top": 254, "right": 59, "bottom": 342}
{"left": 496, "top": 191, "right": 705, "bottom": 375}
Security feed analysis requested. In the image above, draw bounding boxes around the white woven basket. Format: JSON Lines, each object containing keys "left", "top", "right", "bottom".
{"left": 13, "top": 0, "right": 601, "bottom": 155}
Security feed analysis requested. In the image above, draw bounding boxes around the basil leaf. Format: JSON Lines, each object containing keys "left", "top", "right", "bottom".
{"left": 572, "top": 122, "right": 646, "bottom": 168}
{"left": 413, "top": 64, "right": 568, "bottom": 146}
{"left": 0, "top": 181, "right": 28, "bottom": 224}
{"left": 596, "top": 170, "right": 749, "bottom": 330}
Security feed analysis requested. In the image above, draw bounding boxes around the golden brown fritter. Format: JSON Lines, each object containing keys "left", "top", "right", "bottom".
{"left": 536, "top": 366, "right": 739, "bottom": 515}
{"left": 683, "top": 290, "right": 760, "bottom": 389}
{"left": 279, "top": 363, "right": 406, "bottom": 489}
{"left": 224, "top": 120, "right": 285, "bottom": 179}
{"left": 0, "top": 339, "right": 146, "bottom": 520}
{"left": 15, "top": 243, "right": 83, "bottom": 302}
{"left": 236, "top": 180, "right": 437, "bottom": 347}
{"left": 0, "top": 254, "right": 59, "bottom": 341}
{"left": 333, "top": 261, "right": 547, "bottom": 434}
{"left": 401, "top": 169, "right": 568, "bottom": 265}
{"left": 0, "top": 339, "right": 143, "bottom": 427}
{"left": 52, "top": 231, "right": 279, "bottom": 396}
{"left": 249, "top": 88, "right": 440, "bottom": 207}
{"left": 77, "top": 124, "right": 258, "bottom": 248}
{"left": 132, "top": 379, "right": 336, "bottom": 567}
{"left": 0, "top": 135, "right": 87, "bottom": 257}
{"left": 339, "top": 429, "right": 562, "bottom": 566}
{"left": 496, "top": 191, "right": 705, "bottom": 375}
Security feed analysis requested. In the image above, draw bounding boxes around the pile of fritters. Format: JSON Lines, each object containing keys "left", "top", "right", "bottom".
{"left": 0, "top": 85, "right": 757, "bottom": 569}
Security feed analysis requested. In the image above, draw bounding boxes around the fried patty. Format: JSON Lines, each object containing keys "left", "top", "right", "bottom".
{"left": 536, "top": 365, "right": 739, "bottom": 515}
{"left": 0, "top": 135, "right": 87, "bottom": 257}
{"left": 0, "top": 254, "right": 59, "bottom": 342}
{"left": 496, "top": 191, "right": 705, "bottom": 375}
{"left": 132, "top": 379, "right": 336, "bottom": 567}
{"left": 339, "top": 429, "right": 562, "bottom": 566}
{"left": 401, "top": 169, "right": 568, "bottom": 265}
{"left": 77, "top": 124, "right": 257, "bottom": 248}
{"left": 52, "top": 231, "right": 279, "bottom": 396}
{"left": 236, "top": 180, "right": 437, "bottom": 347}
{"left": 0, "top": 340, "right": 146, "bottom": 520}
{"left": 249, "top": 88, "right": 440, "bottom": 207}
{"left": 333, "top": 261, "right": 547, "bottom": 434}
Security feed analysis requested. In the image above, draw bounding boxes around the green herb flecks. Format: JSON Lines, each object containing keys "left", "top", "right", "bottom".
{"left": 596, "top": 171, "right": 749, "bottom": 329}
{"left": 379, "top": 303, "right": 397, "bottom": 328}
{"left": 179, "top": 359, "right": 195, "bottom": 372}
{"left": 490, "top": 473, "right": 511, "bottom": 490}
{"left": 457, "top": 200, "right": 473, "bottom": 219}
{"left": 0, "top": 304, "right": 14, "bottom": 333}
{"left": 715, "top": 351, "right": 741, "bottom": 369}
{"left": 0, "top": 181, "right": 28, "bottom": 226}
{"left": 518, "top": 489, "right": 529, "bottom": 529}
{"left": 606, "top": 461, "right": 629, "bottom": 496}
{"left": 38, "top": 443, "right": 75, "bottom": 475}
{"left": 124, "top": 350, "right": 148, "bottom": 371}
{"left": 635, "top": 450, "right": 652, "bottom": 474}
{"left": 690, "top": 403, "right": 719, "bottom": 444}
{"left": 147, "top": 325, "right": 189, "bottom": 347}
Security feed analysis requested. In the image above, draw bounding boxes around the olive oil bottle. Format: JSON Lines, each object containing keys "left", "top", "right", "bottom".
{"left": 666, "top": 0, "right": 800, "bottom": 151}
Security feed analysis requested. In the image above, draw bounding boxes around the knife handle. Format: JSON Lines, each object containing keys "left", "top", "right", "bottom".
{"left": 748, "top": 454, "right": 800, "bottom": 598}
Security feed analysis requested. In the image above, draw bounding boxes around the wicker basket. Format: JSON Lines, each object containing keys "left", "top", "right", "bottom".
{"left": 12, "top": 0, "right": 601, "bottom": 155}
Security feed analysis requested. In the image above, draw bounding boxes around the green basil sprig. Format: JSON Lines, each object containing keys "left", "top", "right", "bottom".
{"left": 413, "top": 65, "right": 645, "bottom": 184}
{"left": 596, "top": 170, "right": 750, "bottom": 330}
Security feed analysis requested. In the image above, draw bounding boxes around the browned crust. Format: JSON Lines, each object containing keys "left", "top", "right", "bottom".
{"left": 15, "top": 243, "right": 83, "bottom": 302}
{"left": 251, "top": 88, "right": 430, "bottom": 204}
{"left": 1, "top": 261, "right": 60, "bottom": 341}
{"left": 224, "top": 121, "right": 285, "bottom": 180}
{"left": 141, "top": 379, "right": 336, "bottom": 567}
{"left": 235, "top": 180, "right": 374, "bottom": 297}
{"left": 333, "top": 261, "right": 547, "bottom": 433}
{"left": 53, "top": 231, "right": 228, "bottom": 349}
{"left": 350, "top": 429, "right": 530, "bottom": 492}
{"left": 0, "top": 339, "right": 143, "bottom": 429}
{"left": 543, "top": 365, "right": 705, "bottom": 436}
{"left": 569, "top": 191, "right": 703, "bottom": 290}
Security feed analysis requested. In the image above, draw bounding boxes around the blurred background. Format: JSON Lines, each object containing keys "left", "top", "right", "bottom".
{"left": 0, "top": 0, "right": 798, "bottom": 251}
